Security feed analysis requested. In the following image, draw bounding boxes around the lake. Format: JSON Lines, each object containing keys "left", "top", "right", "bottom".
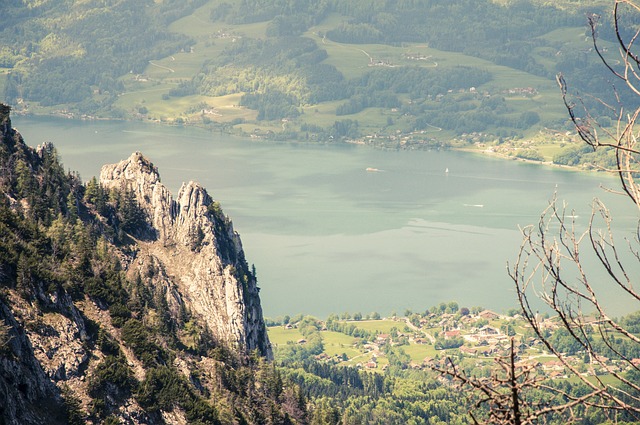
{"left": 12, "top": 116, "right": 640, "bottom": 318}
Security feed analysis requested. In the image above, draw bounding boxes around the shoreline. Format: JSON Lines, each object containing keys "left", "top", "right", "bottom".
{"left": 14, "top": 109, "right": 611, "bottom": 177}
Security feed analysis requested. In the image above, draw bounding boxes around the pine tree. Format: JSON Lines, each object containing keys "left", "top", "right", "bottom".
{"left": 66, "top": 191, "right": 78, "bottom": 222}
{"left": 84, "top": 176, "right": 99, "bottom": 204}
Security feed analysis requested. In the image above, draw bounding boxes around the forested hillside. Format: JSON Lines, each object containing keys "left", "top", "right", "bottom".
{"left": 0, "top": 103, "right": 301, "bottom": 424}
{"left": 1, "top": 0, "right": 633, "bottom": 153}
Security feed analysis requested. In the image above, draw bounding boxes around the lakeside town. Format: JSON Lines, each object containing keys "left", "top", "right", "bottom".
{"left": 268, "top": 307, "right": 640, "bottom": 381}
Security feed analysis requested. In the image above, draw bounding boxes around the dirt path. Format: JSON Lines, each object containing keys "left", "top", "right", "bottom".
{"left": 149, "top": 60, "right": 175, "bottom": 73}
{"left": 405, "top": 318, "right": 436, "bottom": 343}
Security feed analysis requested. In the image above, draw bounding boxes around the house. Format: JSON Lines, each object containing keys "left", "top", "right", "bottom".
{"left": 478, "top": 326, "right": 499, "bottom": 336}
{"left": 422, "top": 357, "right": 435, "bottom": 366}
{"left": 478, "top": 310, "right": 499, "bottom": 320}
{"left": 444, "top": 330, "right": 461, "bottom": 340}
{"left": 543, "top": 360, "right": 564, "bottom": 372}
{"left": 548, "top": 370, "right": 566, "bottom": 380}
{"left": 515, "top": 360, "right": 541, "bottom": 371}
{"left": 376, "top": 334, "right": 390, "bottom": 344}
{"left": 459, "top": 346, "right": 477, "bottom": 356}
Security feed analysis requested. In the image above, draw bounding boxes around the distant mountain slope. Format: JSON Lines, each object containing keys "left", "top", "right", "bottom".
{"left": 0, "top": 103, "right": 303, "bottom": 424}
{"left": 0, "top": 0, "right": 630, "bottom": 146}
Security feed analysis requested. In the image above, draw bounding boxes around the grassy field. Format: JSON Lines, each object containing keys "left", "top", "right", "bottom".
{"left": 8, "top": 0, "right": 611, "bottom": 158}
{"left": 321, "top": 331, "right": 360, "bottom": 358}
{"left": 113, "top": 0, "right": 271, "bottom": 121}
{"left": 401, "top": 343, "right": 438, "bottom": 363}
{"left": 340, "top": 319, "right": 407, "bottom": 334}
{"left": 268, "top": 326, "right": 304, "bottom": 346}
{"left": 105, "top": 0, "right": 588, "bottom": 136}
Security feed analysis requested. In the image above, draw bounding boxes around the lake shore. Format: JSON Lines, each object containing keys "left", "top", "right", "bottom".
{"left": 13, "top": 108, "right": 607, "bottom": 179}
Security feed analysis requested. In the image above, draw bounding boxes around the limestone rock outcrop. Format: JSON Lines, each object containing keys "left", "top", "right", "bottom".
{"left": 0, "top": 105, "right": 276, "bottom": 423}
{"left": 0, "top": 301, "right": 68, "bottom": 425}
{"left": 100, "top": 152, "right": 272, "bottom": 358}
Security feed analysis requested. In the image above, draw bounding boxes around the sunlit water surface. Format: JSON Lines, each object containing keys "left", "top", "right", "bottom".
{"left": 13, "top": 116, "right": 640, "bottom": 317}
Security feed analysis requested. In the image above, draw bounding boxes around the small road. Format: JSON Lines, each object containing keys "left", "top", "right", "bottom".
{"left": 149, "top": 61, "right": 175, "bottom": 73}
{"left": 405, "top": 318, "right": 436, "bottom": 343}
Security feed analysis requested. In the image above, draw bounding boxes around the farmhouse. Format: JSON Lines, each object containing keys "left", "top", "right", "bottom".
{"left": 478, "top": 310, "right": 500, "bottom": 320}
{"left": 444, "top": 330, "right": 461, "bottom": 340}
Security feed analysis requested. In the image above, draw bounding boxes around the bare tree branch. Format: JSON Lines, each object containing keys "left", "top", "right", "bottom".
{"left": 437, "top": 2, "right": 640, "bottom": 422}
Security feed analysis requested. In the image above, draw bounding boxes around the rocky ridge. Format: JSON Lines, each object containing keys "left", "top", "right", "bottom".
{"left": 100, "top": 152, "right": 272, "bottom": 358}
{"left": 0, "top": 104, "right": 284, "bottom": 424}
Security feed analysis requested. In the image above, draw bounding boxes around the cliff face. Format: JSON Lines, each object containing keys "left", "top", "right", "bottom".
{"left": 100, "top": 152, "right": 271, "bottom": 358}
{"left": 0, "top": 299, "right": 69, "bottom": 425}
{"left": 0, "top": 104, "right": 288, "bottom": 425}
{"left": 0, "top": 105, "right": 78, "bottom": 424}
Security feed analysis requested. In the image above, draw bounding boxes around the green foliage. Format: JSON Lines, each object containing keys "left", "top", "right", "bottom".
{"left": 61, "top": 385, "right": 85, "bottom": 425}
{"left": 515, "top": 148, "right": 544, "bottom": 161}
{"left": 117, "top": 189, "right": 149, "bottom": 237}
{"left": 108, "top": 302, "right": 132, "bottom": 328}
{"left": 298, "top": 316, "right": 321, "bottom": 337}
{"left": 283, "top": 358, "right": 471, "bottom": 424}
{"left": 241, "top": 90, "right": 301, "bottom": 120}
{"left": 0, "top": 111, "right": 303, "bottom": 423}
{"left": 136, "top": 366, "right": 188, "bottom": 412}
{"left": 84, "top": 264, "right": 128, "bottom": 307}
{"left": 121, "top": 318, "right": 167, "bottom": 368}
{"left": 88, "top": 355, "right": 136, "bottom": 419}
{"left": 331, "top": 119, "right": 359, "bottom": 139}
{"left": 137, "top": 366, "right": 220, "bottom": 424}
{"left": 282, "top": 359, "right": 384, "bottom": 400}
{"left": 3, "top": 0, "right": 202, "bottom": 108}
{"left": 96, "top": 327, "right": 120, "bottom": 356}
{"left": 621, "top": 312, "right": 640, "bottom": 333}
{"left": 325, "top": 318, "right": 375, "bottom": 340}
{"left": 552, "top": 143, "right": 619, "bottom": 169}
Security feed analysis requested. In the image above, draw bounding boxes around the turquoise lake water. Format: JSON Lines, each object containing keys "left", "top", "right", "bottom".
{"left": 13, "top": 116, "right": 640, "bottom": 317}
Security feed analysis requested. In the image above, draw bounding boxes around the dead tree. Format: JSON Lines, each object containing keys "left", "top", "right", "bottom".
{"left": 511, "top": 0, "right": 640, "bottom": 421}
{"left": 438, "top": 1, "right": 640, "bottom": 422}
{"left": 433, "top": 338, "right": 597, "bottom": 424}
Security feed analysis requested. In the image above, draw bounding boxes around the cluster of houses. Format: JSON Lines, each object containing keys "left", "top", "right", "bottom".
{"left": 502, "top": 87, "right": 538, "bottom": 96}
{"left": 404, "top": 53, "right": 433, "bottom": 61}
{"left": 288, "top": 309, "right": 640, "bottom": 380}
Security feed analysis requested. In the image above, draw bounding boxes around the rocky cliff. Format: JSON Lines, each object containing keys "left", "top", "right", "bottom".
{"left": 100, "top": 152, "right": 271, "bottom": 358}
{"left": 0, "top": 104, "right": 295, "bottom": 425}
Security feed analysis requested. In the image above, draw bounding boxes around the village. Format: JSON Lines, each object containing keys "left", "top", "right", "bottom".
{"left": 268, "top": 308, "right": 640, "bottom": 381}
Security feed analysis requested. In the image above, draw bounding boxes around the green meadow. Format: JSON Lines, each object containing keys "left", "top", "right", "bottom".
{"left": 106, "top": 0, "right": 598, "bottom": 150}
{"left": 6, "top": 0, "right": 617, "bottom": 164}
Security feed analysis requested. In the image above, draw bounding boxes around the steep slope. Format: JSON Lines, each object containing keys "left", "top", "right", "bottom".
{"left": 99, "top": 152, "right": 272, "bottom": 358}
{"left": 0, "top": 104, "right": 299, "bottom": 424}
